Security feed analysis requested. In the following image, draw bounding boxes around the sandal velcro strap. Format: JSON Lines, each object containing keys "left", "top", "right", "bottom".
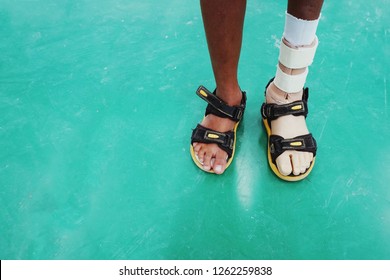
{"left": 261, "top": 79, "right": 310, "bottom": 121}
{"left": 269, "top": 134, "right": 317, "bottom": 164}
{"left": 191, "top": 124, "right": 234, "bottom": 158}
{"left": 196, "top": 86, "right": 246, "bottom": 122}
{"left": 261, "top": 99, "right": 308, "bottom": 121}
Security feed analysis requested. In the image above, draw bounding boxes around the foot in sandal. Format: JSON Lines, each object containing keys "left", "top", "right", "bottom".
{"left": 191, "top": 86, "right": 246, "bottom": 174}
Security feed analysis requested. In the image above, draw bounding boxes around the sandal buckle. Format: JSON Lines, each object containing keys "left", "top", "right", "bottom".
{"left": 226, "top": 136, "right": 234, "bottom": 150}
{"left": 233, "top": 107, "right": 244, "bottom": 121}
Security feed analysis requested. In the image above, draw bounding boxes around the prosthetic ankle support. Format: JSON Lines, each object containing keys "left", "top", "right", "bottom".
{"left": 274, "top": 13, "right": 320, "bottom": 93}
{"left": 274, "top": 36, "right": 318, "bottom": 93}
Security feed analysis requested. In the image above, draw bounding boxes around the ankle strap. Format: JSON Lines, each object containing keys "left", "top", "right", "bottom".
{"left": 196, "top": 86, "right": 246, "bottom": 122}
{"left": 261, "top": 87, "right": 310, "bottom": 121}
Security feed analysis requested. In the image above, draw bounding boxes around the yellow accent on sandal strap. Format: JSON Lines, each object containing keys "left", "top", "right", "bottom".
{"left": 291, "top": 104, "right": 303, "bottom": 110}
{"left": 199, "top": 89, "right": 208, "bottom": 97}
{"left": 262, "top": 117, "right": 315, "bottom": 181}
{"left": 290, "top": 141, "right": 303, "bottom": 147}
{"left": 207, "top": 133, "right": 220, "bottom": 139}
{"left": 190, "top": 120, "right": 240, "bottom": 174}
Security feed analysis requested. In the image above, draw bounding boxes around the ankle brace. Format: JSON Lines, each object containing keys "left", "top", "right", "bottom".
{"left": 274, "top": 65, "right": 308, "bottom": 93}
{"left": 283, "top": 12, "right": 320, "bottom": 47}
{"left": 274, "top": 12, "right": 320, "bottom": 93}
{"left": 279, "top": 36, "right": 318, "bottom": 69}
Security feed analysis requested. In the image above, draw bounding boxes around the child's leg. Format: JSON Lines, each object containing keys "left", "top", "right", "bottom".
{"left": 265, "top": 0, "right": 323, "bottom": 177}
{"left": 192, "top": 0, "right": 246, "bottom": 174}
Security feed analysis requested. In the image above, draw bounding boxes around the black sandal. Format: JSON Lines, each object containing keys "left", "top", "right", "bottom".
{"left": 261, "top": 78, "right": 317, "bottom": 181}
{"left": 190, "top": 86, "right": 246, "bottom": 173}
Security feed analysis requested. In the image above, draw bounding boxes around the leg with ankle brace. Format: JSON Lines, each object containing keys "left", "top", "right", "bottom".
{"left": 263, "top": 10, "right": 321, "bottom": 180}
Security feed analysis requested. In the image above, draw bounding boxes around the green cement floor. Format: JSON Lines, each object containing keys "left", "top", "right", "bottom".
{"left": 1, "top": 0, "right": 389, "bottom": 260}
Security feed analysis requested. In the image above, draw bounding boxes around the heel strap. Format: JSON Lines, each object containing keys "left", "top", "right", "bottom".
{"left": 196, "top": 86, "right": 246, "bottom": 122}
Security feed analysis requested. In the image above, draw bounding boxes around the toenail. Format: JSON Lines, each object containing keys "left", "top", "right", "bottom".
{"left": 214, "top": 165, "right": 223, "bottom": 173}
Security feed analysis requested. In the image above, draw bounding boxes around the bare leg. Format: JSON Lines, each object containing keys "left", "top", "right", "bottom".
{"left": 193, "top": 0, "right": 246, "bottom": 174}
{"left": 266, "top": 0, "right": 324, "bottom": 176}
{"left": 288, "top": 0, "right": 323, "bottom": 20}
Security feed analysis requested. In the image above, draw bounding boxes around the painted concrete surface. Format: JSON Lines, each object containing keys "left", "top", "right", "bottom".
{"left": 0, "top": 0, "right": 389, "bottom": 259}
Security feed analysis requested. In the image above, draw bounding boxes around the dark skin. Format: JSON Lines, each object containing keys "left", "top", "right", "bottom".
{"left": 200, "top": 0, "right": 246, "bottom": 105}
{"left": 193, "top": 0, "right": 324, "bottom": 174}
{"left": 288, "top": 0, "right": 324, "bottom": 20}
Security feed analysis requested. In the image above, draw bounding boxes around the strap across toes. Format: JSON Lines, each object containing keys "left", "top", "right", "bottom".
{"left": 269, "top": 133, "right": 317, "bottom": 165}
{"left": 191, "top": 124, "right": 235, "bottom": 159}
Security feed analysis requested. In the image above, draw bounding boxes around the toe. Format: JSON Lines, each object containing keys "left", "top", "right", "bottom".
{"left": 302, "top": 152, "right": 310, "bottom": 169}
{"left": 304, "top": 152, "right": 314, "bottom": 169}
{"left": 202, "top": 154, "right": 212, "bottom": 171}
{"left": 276, "top": 153, "right": 293, "bottom": 176}
{"left": 291, "top": 152, "right": 301, "bottom": 176}
{"left": 307, "top": 152, "right": 314, "bottom": 168}
{"left": 196, "top": 148, "right": 204, "bottom": 163}
{"left": 213, "top": 150, "right": 228, "bottom": 174}
{"left": 308, "top": 152, "right": 314, "bottom": 163}
{"left": 299, "top": 153, "right": 307, "bottom": 174}
{"left": 193, "top": 142, "right": 201, "bottom": 153}
{"left": 194, "top": 144, "right": 202, "bottom": 158}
